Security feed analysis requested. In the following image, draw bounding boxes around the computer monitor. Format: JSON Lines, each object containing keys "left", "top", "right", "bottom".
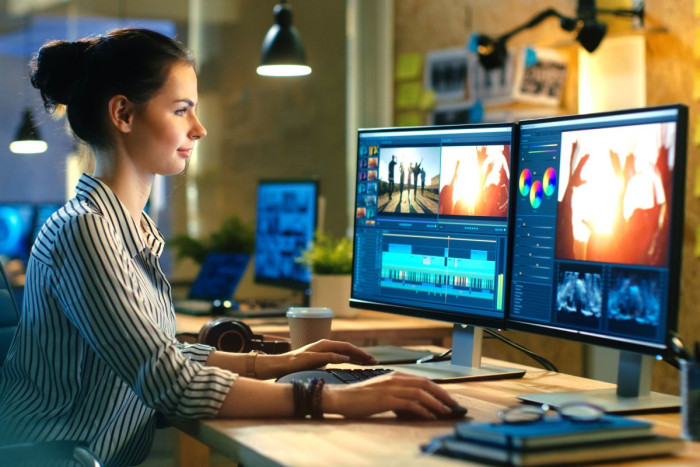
{"left": 32, "top": 203, "right": 63, "bottom": 241}
{"left": 509, "top": 104, "right": 688, "bottom": 412}
{"left": 0, "top": 204, "right": 36, "bottom": 262}
{"left": 350, "top": 123, "right": 524, "bottom": 381}
{"left": 254, "top": 179, "right": 318, "bottom": 296}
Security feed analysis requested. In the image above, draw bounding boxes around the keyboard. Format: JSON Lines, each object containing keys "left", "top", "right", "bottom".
{"left": 276, "top": 368, "right": 393, "bottom": 385}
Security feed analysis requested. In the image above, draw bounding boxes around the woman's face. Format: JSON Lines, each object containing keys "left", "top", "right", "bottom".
{"left": 124, "top": 62, "right": 207, "bottom": 176}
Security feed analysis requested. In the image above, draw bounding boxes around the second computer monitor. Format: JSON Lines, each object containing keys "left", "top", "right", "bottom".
{"left": 254, "top": 179, "right": 318, "bottom": 290}
{"left": 510, "top": 104, "right": 687, "bottom": 411}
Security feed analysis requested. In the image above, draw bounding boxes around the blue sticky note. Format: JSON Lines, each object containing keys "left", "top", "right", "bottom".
{"left": 524, "top": 47, "right": 538, "bottom": 67}
{"left": 469, "top": 100, "right": 484, "bottom": 123}
{"left": 467, "top": 33, "right": 480, "bottom": 53}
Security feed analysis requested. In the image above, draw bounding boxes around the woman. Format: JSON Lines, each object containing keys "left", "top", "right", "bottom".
{"left": 0, "top": 28, "right": 457, "bottom": 466}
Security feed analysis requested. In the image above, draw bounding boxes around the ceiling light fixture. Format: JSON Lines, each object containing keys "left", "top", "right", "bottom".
{"left": 257, "top": 0, "right": 311, "bottom": 77}
{"left": 9, "top": 108, "right": 48, "bottom": 154}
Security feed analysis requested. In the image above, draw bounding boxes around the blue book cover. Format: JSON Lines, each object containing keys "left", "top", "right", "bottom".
{"left": 424, "top": 433, "right": 683, "bottom": 466}
{"left": 455, "top": 415, "right": 653, "bottom": 450}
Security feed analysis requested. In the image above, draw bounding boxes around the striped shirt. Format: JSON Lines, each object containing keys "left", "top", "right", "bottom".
{"left": 0, "top": 174, "right": 236, "bottom": 466}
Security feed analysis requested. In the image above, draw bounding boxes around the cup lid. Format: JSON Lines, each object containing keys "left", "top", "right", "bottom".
{"left": 286, "top": 307, "right": 334, "bottom": 318}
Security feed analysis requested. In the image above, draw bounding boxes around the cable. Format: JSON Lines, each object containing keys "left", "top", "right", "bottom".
{"left": 415, "top": 330, "right": 558, "bottom": 372}
{"left": 484, "top": 329, "right": 559, "bottom": 372}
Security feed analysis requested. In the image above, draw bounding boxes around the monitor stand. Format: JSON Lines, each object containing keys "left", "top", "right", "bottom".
{"left": 385, "top": 324, "right": 526, "bottom": 383}
{"left": 517, "top": 350, "right": 680, "bottom": 413}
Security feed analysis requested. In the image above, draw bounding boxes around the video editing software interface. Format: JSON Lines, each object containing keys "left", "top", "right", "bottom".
{"left": 254, "top": 180, "right": 318, "bottom": 289}
{"left": 352, "top": 124, "right": 514, "bottom": 323}
{"left": 510, "top": 106, "right": 686, "bottom": 352}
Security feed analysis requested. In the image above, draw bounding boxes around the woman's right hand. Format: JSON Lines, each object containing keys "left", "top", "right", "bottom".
{"left": 321, "top": 372, "right": 459, "bottom": 419}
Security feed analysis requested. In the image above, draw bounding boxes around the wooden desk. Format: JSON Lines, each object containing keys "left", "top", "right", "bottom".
{"left": 176, "top": 310, "right": 455, "bottom": 347}
{"left": 173, "top": 358, "right": 699, "bottom": 466}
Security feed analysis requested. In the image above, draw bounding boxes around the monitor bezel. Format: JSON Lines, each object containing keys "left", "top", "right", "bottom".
{"left": 349, "top": 122, "right": 519, "bottom": 330}
{"left": 505, "top": 104, "right": 688, "bottom": 356}
{"left": 253, "top": 178, "right": 320, "bottom": 290}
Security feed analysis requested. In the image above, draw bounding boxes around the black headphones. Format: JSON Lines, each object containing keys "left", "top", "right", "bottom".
{"left": 198, "top": 318, "right": 291, "bottom": 354}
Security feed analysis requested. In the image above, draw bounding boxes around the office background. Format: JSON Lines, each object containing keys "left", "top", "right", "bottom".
{"left": 0, "top": 0, "right": 696, "bottom": 409}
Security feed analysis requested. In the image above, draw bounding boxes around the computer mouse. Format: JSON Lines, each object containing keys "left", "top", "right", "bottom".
{"left": 442, "top": 404, "right": 468, "bottom": 419}
{"left": 396, "top": 404, "right": 468, "bottom": 421}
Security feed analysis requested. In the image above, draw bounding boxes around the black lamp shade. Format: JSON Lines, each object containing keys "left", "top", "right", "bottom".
{"left": 257, "top": 2, "right": 311, "bottom": 76}
{"left": 9, "top": 108, "right": 47, "bottom": 154}
{"left": 577, "top": 20, "right": 607, "bottom": 53}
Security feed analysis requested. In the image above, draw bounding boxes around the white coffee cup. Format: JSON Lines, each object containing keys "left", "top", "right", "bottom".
{"left": 286, "top": 307, "right": 334, "bottom": 349}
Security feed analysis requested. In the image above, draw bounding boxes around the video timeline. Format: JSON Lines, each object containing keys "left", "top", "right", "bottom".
{"left": 378, "top": 233, "right": 503, "bottom": 311}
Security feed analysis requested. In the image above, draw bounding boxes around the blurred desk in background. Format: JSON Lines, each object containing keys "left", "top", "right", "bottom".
{"left": 176, "top": 310, "right": 454, "bottom": 348}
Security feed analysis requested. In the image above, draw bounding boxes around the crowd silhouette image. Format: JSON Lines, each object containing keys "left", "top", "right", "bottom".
{"left": 555, "top": 123, "right": 675, "bottom": 267}
{"left": 377, "top": 147, "right": 440, "bottom": 215}
{"left": 438, "top": 145, "right": 510, "bottom": 217}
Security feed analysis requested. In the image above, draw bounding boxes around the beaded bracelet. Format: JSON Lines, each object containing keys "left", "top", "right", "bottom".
{"left": 292, "top": 378, "right": 325, "bottom": 419}
{"left": 310, "top": 379, "right": 325, "bottom": 420}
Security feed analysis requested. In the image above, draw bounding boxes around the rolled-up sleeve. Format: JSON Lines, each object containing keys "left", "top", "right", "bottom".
{"left": 53, "top": 213, "right": 235, "bottom": 418}
{"left": 177, "top": 342, "right": 217, "bottom": 364}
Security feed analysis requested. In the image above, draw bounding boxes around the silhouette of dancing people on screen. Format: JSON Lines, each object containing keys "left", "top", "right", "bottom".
{"left": 438, "top": 146, "right": 509, "bottom": 217}
{"left": 439, "top": 160, "right": 460, "bottom": 215}
{"left": 555, "top": 130, "right": 671, "bottom": 267}
{"left": 388, "top": 155, "right": 396, "bottom": 200}
{"left": 412, "top": 159, "right": 423, "bottom": 200}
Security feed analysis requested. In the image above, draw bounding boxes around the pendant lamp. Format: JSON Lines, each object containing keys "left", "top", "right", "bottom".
{"left": 257, "top": 0, "right": 312, "bottom": 77}
{"left": 9, "top": 107, "right": 47, "bottom": 154}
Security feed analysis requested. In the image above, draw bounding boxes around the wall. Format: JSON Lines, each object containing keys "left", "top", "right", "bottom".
{"left": 394, "top": 0, "right": 698, "bottom": 395}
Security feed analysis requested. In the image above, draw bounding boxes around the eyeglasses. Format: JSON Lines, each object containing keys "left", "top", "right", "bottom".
{"left": 498, "top": 402, "right": 605, "bottom": 424}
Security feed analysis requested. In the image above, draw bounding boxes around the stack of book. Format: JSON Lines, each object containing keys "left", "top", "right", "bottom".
{"left": 422, "top": 414, "right": 685, "bottom": 466}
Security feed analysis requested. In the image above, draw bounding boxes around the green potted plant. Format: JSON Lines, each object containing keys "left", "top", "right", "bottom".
{"left": 299, "top": 232, "right": 359, "bottom": 318}
{"left": 169, "top": 215, "right": 255, "bottom": 264}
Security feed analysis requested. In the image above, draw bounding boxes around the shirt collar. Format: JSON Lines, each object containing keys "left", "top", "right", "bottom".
{"left": 75, "top": 174, "right": 164, "bottom": 258}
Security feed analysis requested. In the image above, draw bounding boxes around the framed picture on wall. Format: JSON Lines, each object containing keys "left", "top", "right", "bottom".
{"left": 424, "top": 48, "right": 469, "bottom": 102}
{"left": 512, "top": 47, "right": 567, "bottom": 106}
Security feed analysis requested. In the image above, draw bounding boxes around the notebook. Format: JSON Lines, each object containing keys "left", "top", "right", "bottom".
{"left": 454, "top": 414, "right": 654, "bottom": 449}
{"left": 174, "top": 253, "right": 249, "bottom": 316}
{"left": 424, "top": 433, "right": 684, "bottom": 466}
{"left": 423, "top": 415, "right": 683, "bottom": 466}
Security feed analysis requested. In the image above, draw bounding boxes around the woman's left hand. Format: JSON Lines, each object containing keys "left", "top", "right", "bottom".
{"left": 255, "top": 340, "right": 377, "bottom": 380}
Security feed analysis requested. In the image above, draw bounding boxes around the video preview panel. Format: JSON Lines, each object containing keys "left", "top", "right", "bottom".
{"left": 352, "top": 124, "right": 513, "bottom": 324}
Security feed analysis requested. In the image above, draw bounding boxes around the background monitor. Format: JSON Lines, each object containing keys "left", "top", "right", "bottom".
{"left": 0, "top": 204, "right": 36, "bottom": 262}
{"left": 189, "top": 252, "right": 249, "bottom": 301}
{"left": 350, "top": 123, "right": 523, "bottom": 381}
{"left": 254, "top": 179, "right": 318, "bottom": 293}
{"left": 32, "top": 203, "right": 63, "bottom": 241}
{"left": 509, "top": 104, "right": 688, "bottom": 412}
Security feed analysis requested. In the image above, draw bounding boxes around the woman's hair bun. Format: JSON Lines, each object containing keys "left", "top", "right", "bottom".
{"left": 30, "top": 39, "right": 93, "bottom": 111}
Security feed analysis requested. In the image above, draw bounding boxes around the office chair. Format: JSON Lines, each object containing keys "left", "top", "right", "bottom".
{"left": 0, "top": 261, "right": 103, "bottom": 467}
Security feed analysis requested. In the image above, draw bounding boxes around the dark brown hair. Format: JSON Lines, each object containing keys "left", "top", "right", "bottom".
{"left": 30, "top": 28, "right": 194, "bottom": 149}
